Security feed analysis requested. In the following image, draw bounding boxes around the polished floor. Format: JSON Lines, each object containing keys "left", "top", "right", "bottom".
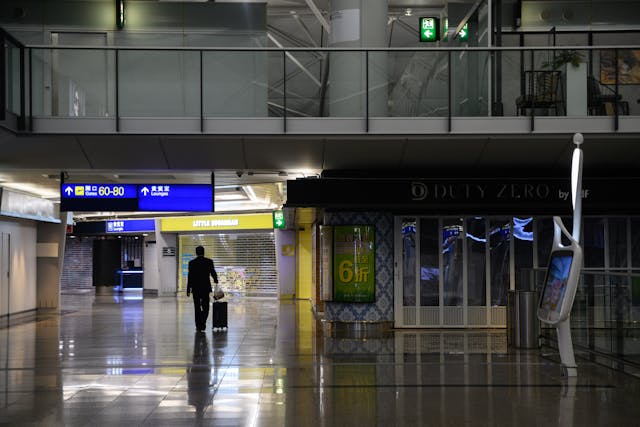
{"left": 2, "top": 292, "right": 640, "bottom": 426}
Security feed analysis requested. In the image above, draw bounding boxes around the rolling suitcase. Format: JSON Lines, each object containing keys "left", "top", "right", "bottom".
{"left": 212, "top": 301, "right": 228, "bottom": 329}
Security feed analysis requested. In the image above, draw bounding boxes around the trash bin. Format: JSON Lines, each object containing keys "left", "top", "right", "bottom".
{"left": 507, "top": 289, "right": 540, "bottom": 349}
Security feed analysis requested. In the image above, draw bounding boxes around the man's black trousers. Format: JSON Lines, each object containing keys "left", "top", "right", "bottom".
{"left": 192, "top": 293, "right": 210, "bottom": 330}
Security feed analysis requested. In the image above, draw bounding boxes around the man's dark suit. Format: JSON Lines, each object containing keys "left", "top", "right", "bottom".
{"left": 187, "top": 255, "right": 219, "bottom": 330}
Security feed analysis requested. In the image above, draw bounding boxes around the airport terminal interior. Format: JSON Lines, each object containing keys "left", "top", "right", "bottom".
{"left": 2, "top": 0, "right": 640, "bottom": 425}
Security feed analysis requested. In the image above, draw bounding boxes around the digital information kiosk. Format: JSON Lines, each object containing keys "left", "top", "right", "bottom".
{"left": 539, "top": 248, "right": 581, "bottom": 324}
{"left": 537, "top": 133, "right": 584, "bottom": 377}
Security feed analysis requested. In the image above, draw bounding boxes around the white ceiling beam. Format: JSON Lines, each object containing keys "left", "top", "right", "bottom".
{"left": 291, "top": 11, "right": 319, "bottom": 47}
{"left": 267, "top": 32, "right": 322, "bottom": 87}
{"left": 451, "top": 0, "right": 485, "bottom": 41}
{"left": 305, "top": 0, "right": 331, "bottom": 34}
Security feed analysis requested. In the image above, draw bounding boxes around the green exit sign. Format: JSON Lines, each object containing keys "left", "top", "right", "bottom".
{"left": 419, "top": 17, "right": 439, "bottom": 42}
{"left": 273, "top": 210, "right": 285, "bottom": 229}
{"left": 443, "top": 18, "right": 469, "bottom": 42}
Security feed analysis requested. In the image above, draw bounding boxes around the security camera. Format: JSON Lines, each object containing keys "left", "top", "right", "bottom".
{"left": 236, "top": 171, "right": 243, "bottom": 177}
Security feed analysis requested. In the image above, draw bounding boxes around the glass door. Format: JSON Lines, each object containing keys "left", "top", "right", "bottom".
{"left": 489, "top": 218, "right": 511, "bottom": 326}
{"left": 396, "top": 218, "right": 418, "bottom": 325}
{"left": 442, "top": 218, "right": 464, "bottom": 326}
{"left": 395, "top": 216, "right": 509, "bottom": 328}
{"left": 466, "top": 217, "right": 488, "bottom": 326}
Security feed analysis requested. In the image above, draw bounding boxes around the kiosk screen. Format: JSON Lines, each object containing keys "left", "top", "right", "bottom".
{"left": 539, "top": 251, "right": 574, "bottom": 316}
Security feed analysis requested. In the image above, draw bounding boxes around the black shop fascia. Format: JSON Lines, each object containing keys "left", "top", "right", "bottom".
{"left": 285, "top": 170, "right": 640, "bottom": 216}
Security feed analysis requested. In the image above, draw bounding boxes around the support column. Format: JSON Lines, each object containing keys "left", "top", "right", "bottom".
{"left": 296, "top": 225, "right": 313, "bottom": 300}
{"left": 275, "top": 229, "right": 296, "bottom": 299}
{"left": 153, "top": 219, "right": 177, "bottom": 296}
{"left": 36, "top": 213, "right": 70, "bottom": 311}
{"left": 143, "top": 235, "right": 159, "bottom": 295}
{"left": 328, "top": 0, "right": 388, "bottom": 117}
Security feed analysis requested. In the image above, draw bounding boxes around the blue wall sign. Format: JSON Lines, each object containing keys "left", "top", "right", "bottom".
{"left": 106, "top": 219, "right": 156, "bottom": 233}
{"left": 61, "top": 183, "right": 214, "bottom": 212}
{"left": 138, "top": 184, "right": 214, "bottom": 212}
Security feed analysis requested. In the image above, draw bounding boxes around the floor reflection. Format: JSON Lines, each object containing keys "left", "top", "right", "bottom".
{"left": 187, "top": 332, "right": 213, "bottom": 420}
{"left": 1, "top": 295, "right": 640, "bottom": 426}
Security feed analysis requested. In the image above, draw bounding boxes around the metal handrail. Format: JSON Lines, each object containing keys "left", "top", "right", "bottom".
{"left": 4, "top": 39, "right": 638, "bottom": 134}
{"left": 523, "top": 267, "right": 640, "bottom": 279}
{"left": 18, "top": 44, "right": 640, "bottom": 51}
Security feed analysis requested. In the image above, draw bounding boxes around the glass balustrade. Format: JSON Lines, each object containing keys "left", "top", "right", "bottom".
{"left": 522, "top": 267, "right": 640, "bottom": 376}
{"left": 3, "top": 45, "right": 640, "bottom": 130}
{"left": 31, "top": 48, "right": 115, "bottom": 118}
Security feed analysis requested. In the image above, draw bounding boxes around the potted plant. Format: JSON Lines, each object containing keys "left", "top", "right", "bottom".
{"left": 542, "top": 50, "right": 584, "bottom": 70}
{"left": 543, "top": 50, "right": 587, "bottom": 116}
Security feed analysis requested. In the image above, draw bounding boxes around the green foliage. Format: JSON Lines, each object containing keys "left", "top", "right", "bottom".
{"left": 542, "top": 50, "right": 585, "bottom": 69}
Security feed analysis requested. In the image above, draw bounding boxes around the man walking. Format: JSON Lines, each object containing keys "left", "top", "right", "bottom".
{"left": 187, "top": 246, "right": 219, "bottom": 331}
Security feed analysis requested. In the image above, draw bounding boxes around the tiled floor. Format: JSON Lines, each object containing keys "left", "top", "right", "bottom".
{"left": 2, "top": 292, "right": 640, "bottom": 426}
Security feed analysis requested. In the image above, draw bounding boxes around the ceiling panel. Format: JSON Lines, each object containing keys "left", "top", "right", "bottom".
{"left": 77, "top": 136, "right": 167, "bottom": 169}
{"left": 0, "top": 135, "right": 90, "bottom": 169}
{"left": 477, "top": 137, "right": 572, "bottom": 168}
{"left": 323, "top": 138, "right": 405, "bottom": 170}
{"left": 244, "top": 137, "right": 324, "bottom": 170}
{"left": 402, "top": 137, "right": 487, "bottom": 168}
{"left": 160, "top": 137, "right": 245, "bottom": 169}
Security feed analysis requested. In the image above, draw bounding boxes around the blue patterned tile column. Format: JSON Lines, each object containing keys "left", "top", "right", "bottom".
{"left": 324, "top": 212, "right": 394, "bottom": 322}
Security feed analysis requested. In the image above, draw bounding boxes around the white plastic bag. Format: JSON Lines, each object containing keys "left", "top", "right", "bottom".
{"left": 213, "top": 283, "right": 225, "bottom": 300}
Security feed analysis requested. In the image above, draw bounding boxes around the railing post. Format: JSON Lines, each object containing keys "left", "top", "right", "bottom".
{"left": 319, "top": 50, "right": 330, "bottom": 117}
{"left": 29, "top": 48, "right": 32, "bottom": 131}
{"left": 448, "top": 50, "right": 452, "bottom": 132}
{"left": 18, "top": 45, "right": 25, "bottom": 130}
{"left": 530, "top": 49, "right": 535, "bottom": 132}
{"left": 115, "top": 49, "right": 119, "bottom": 133}
{"left": 614, "top": 48, "right": 619, "bottom": 131}
{"left": 494, "top": 51, "right": 504, "bottom": 116}
{"left": 283, "top": 50, "right": 287, "bottom": 133}
{"left": 587, "top": 32, "right": 593, "bottom": 77}
{"left": 494, "top": 0, "right": 503, "bottom": 116}
{"left": 200, "top": 50, "right": 203, "bottom": 133}
{"left": 365, "top": 50, "right": 369, "bottom": 133}
{"left": 0, "top": 32, "right": 6, "bottom": 122}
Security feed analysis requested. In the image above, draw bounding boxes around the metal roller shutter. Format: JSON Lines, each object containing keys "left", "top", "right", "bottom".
{"left": 180, "top": 232, "right": 277, "bottom": 297}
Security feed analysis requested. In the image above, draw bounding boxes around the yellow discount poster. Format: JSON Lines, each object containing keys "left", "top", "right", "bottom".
{"left": 333, "top": 225, "right": 375, "bottom": 303}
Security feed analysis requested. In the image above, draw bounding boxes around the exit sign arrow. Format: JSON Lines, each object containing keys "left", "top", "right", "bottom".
{"left": 419, "top": 17, "right": 439, "bottom": 42}
{"left": 272, "top": 210, "right": 286, "bottom": 229}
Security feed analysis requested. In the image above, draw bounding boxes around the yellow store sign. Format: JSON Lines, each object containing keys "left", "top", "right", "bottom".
{"left": 161, "top": 213, "right": 274, "bottom": 232}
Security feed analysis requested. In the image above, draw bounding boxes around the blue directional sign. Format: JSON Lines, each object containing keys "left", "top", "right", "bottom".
{"left": 138, "top": 184, "right": 213, "bottom": 212}
{"left": 106, "top": 219, "right": 156, "bottom": 233}
{"left": 61, "top": 183, "right": 139, "bottom": 211}
{"left": 61, "top": 183, "right": 214, "bottom": 212}
{"left": 62, "top": 184, "right": 137, "bottom": 199}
